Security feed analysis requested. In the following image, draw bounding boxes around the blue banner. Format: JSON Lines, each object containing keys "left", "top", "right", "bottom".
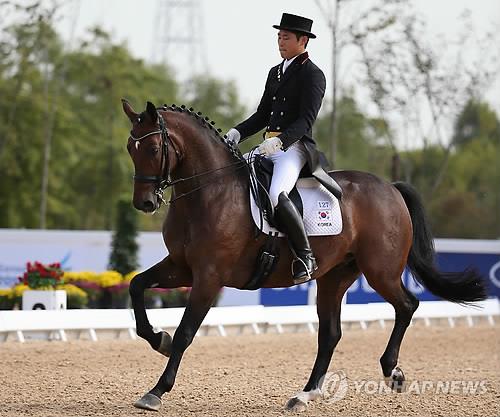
{"left": 260, "top": 249, "right": 500, "bottom": 306}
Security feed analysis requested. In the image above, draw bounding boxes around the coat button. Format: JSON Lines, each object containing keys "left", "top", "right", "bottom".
{"left": 272, "top": 96, "right": 276, "bottom": 101}
{"left": 280, "top": 111, "right": 284, "bottom": 116}
{"left": 270, "top": 111, "right": 273, "bottom": 115}
{"left": 276, "top": 126, "right": 281, "bottom": 130}
{"left": 283, "top": 97, "right": 286, "bottom": 101}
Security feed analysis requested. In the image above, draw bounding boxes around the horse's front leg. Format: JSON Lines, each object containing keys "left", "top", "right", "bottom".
{"left": 133, "top": 274, "right": 221, "bottom": 412}
{"left": 129, "top": 256, "right": 192, "bottom": 353}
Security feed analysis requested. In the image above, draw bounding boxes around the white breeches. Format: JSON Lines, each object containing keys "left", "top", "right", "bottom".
{"left": 257, "top": 141, "right": 308, "bottom": 207}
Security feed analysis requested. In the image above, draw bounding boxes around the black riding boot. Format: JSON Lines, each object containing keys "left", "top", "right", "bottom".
{"left": 274, "top": 191, "right": 318, "bottom": 284}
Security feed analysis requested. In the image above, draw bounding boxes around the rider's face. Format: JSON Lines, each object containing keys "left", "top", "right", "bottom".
{"left": 277, "top": 30, "right": 307, "bottom": 60}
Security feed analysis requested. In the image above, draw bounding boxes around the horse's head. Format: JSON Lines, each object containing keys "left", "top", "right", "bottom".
{"left": 122, "top": 99, "right": 176, "bottom": 213}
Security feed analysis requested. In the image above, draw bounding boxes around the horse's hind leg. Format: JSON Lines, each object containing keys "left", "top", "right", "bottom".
{"left": 129, "top": 256, "right": 192, "bottom": 353}
{"left": 378, "top": 282, "right": 419, "bottom": 391}
{"left": 361, "top": 264, "right": 419, "bottom": 391}
{"left": 286, "top": 262, "right": 359, "bottom": 412}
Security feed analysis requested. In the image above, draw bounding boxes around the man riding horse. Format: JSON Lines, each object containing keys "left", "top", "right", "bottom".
{"left": 226, "top": 13, "right": 341, "bottom": 285}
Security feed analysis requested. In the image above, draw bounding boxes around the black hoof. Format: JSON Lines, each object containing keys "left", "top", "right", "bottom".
{"left": 157, "top": 331, "right": 172, "bottom": 357}
{"left": 134, "top": 393, "right": 162, "bottom": 411}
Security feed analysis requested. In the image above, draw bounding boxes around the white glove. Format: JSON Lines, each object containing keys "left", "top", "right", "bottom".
{"left": 225, "top": 128, "right": 241, "bottom": 145}
{"left": 258, "top": 137, "right": 283, "bottom": 157}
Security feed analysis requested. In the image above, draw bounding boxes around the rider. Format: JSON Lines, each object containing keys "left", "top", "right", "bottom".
{"left": 226, "top": 13, "right": 341, "bottom": 285}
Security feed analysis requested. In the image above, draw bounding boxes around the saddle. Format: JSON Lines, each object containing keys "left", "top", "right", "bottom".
{"left": 243, "top": 153, "right": 342, "bottom": 290}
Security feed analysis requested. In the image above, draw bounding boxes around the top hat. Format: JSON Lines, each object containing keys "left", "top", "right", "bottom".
{"left": 273, "top": 13, "right": 316, "bottom": 39}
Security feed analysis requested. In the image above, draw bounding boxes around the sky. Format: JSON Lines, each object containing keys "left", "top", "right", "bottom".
{"left": 53, "top": 0, "right": 499, "bottom": 147}
{"left": 55, "top": 0, "right": 499, "bottom": 100}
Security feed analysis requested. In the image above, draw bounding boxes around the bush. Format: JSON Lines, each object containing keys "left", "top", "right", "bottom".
{"left": 108, "top": 198, "right": 139, "bottom": 275}
{"left": 0, "top": 289, "right": 14, "bottom": 310}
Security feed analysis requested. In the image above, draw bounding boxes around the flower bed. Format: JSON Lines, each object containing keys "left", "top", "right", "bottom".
{"left": 62, "top": 270, "right": 191, "bottom": 309}
{"left": 0, "top": 265, "right": 192, "bottom": 310}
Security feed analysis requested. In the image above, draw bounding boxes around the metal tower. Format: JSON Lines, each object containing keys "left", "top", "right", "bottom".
{"left": 152, "top": 0, "right": 208, "bottom": 79}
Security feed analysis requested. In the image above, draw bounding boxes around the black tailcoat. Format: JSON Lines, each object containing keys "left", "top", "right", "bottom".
{"left": 235, "top": 51, "right": 342, "bottom": 199}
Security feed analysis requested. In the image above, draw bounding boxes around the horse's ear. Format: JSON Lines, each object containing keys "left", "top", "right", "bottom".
{"left": 146, "top": 101, "right": 158, "bottom": 123}
{"left": 122, "top": 98, "right": 137, "bottom": 122}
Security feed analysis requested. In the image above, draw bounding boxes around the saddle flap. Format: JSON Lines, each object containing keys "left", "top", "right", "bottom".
{"left": 252, "top": 154, "right": 303, "bottom": 226}
{"left": 249, "top": 176, "right": 343, "bottom": 237}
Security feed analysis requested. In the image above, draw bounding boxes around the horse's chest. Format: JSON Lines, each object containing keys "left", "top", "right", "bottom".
{"left": 163, "top": 211, "right": 189, "bottom": 259}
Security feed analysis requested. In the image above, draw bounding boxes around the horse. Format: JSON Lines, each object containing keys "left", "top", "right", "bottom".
{"left": 121, "top": 100, "right": 487, "bottom": 412}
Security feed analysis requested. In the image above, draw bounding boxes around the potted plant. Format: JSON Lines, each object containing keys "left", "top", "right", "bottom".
{"left": 20, "top": 262, "right": 67, "bottom": 310}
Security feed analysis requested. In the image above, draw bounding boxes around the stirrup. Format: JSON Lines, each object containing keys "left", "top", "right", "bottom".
{"left": 291, "top": 257, "right": 316, "bottom": 285}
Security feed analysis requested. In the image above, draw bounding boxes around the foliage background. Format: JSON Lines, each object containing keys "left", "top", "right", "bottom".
{"left": 0, "top": 2, "right": 498, "bottom": 238}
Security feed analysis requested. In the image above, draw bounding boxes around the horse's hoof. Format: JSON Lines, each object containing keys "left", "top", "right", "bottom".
{"left": 134, "top": 393, "right": 162, "bottom": 411}
{"left": 285, "top": 397, "right": 308, "bottom": 412}
{"left": 385, "top": 366, "right": 405, "bottom": 392}
{"left": 157, "top": 331, "right": 172, "bottom": 357}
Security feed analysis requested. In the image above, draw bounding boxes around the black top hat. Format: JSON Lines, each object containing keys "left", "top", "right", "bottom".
{"left": 273, "top": 13, "right": 316, "bottom": 39}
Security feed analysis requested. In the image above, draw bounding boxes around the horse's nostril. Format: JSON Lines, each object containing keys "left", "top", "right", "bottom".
{"left": 143, "top": 200, "right": 155, "bottom": 212}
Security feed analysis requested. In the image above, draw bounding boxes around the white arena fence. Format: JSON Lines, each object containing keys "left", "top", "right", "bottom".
{"left": 0, "top": 299, "right": 498, "bottom": 343}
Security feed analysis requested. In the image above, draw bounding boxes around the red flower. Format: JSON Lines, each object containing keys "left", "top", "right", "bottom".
{"left": 19, "top": 260, "right": 64, "bottom": 289}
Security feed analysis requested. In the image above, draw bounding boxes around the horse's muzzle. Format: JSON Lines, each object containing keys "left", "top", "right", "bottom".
{"left": 133, "top": 197, "right": 157, "bottom": 213}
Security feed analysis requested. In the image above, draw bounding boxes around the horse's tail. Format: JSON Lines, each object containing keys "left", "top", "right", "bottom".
{"left": 393, "top": 181, "right": 488, "bottom": 304}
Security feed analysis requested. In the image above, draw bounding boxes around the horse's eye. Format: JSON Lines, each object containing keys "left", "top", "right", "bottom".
{"left": 137, "top": 117, "right": 142, "bottom": 124}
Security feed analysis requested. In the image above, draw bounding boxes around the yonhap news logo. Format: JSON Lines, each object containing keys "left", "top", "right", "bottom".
{"left": 319, "top": 370, "right": 488, "bottom": 403}
{"left": 319, "top": 370, "right": 349, "bottom": 402}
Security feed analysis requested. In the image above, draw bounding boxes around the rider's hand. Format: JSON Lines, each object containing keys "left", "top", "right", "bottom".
{"left": 258, "top": 137, "right": 283, "bottom": 157}
{"left": 225, "top": 128, "right": 241, "bottom": 145}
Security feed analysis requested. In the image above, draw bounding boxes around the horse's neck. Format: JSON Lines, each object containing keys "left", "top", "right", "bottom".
{"left": 165, "top": 113, "right": 253, "bottom": 249}
{"left": 170, "top": 115, "right": 246, "bottom": 205}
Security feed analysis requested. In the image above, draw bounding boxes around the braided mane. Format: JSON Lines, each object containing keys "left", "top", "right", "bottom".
{"left": 158, "top": 103, "right": 243, "bottom": 160}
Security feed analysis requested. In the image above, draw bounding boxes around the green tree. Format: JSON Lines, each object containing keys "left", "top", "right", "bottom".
{"left": 404, "top": 100, "right": 500, "bottom": 238}
{"left": 183, "top": 76, "right": 246, "bottom": 135}
{"left": 453, "top": 99, "right": 500, "bottom": 147}
{"left": 0, "top": 4, "right": 180, "bottom": 231}
{"left": 315, "top": 94, "right": 394, "bottom": 178}
{"left": 108, "top": 198, "right": 139, "bottom": 275}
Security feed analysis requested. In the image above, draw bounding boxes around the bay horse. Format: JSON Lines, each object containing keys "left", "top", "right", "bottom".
{"left": 122, "top": 100, "right": 486, "bottom": 412}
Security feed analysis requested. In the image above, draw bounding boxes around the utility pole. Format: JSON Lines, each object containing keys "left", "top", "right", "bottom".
{"left": 152, "top": 0, "right": 208, "bottom": 80}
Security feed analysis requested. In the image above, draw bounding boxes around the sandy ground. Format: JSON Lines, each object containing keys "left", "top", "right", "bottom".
{"left": 0, "top": 324, "right": 498, "bottom": 417}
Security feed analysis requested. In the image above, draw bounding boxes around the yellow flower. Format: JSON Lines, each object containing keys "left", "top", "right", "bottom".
{"left": 124, "top": 271, "right": 139, "bottom": 283}
{"left": 0, "top": 288, "right": 12, "bottom": 298}
{"left": 97, "top": 271, "right": 123, "bottom": 288}
{"left": 11, "top": 284, "right": 29, "bottom": 298}
{"left": 63, "top": 271, "right": 101, "bottom": 284}
{"left": 62, "top": 270, "right": 131, "bottom": 288}
{"left": 56, "top": 283, "right": 88, "bottom": 298}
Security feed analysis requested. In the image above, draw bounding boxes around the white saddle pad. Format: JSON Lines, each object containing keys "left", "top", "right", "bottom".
{"left": 250, "top": 177, "right": 343, "bottom": 236}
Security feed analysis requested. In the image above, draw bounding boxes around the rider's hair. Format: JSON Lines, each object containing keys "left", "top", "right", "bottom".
{"left": 293, "top": 32, "right": 309, "bottom": 48}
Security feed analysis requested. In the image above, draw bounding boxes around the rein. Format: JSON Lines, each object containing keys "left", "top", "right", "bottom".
{"left": 129, "top": 108, "right": 248, "bottom": 206}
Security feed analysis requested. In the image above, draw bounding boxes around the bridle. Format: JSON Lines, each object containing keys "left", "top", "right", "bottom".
{"left": 128, "top": 109, "right": 247, "bottom": 206}
{"left": 129, "top": 110, "right": 177, "bottom": 204}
